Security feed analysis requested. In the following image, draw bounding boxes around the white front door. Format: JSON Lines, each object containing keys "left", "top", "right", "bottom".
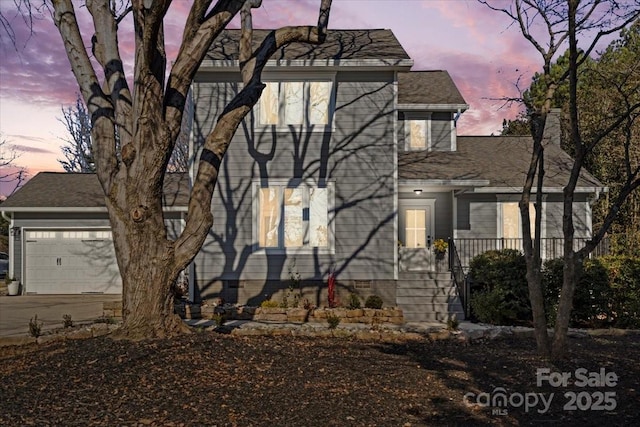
{"left": 399, "top": 203, "right": 435, "bottom": 271}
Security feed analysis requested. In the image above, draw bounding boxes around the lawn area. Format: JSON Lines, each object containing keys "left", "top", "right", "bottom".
{"left": 0, "top": 331, "right": 638, "bottom": 426}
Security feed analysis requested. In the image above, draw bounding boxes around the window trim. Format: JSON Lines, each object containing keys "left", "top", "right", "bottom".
{"left": 497, "top": 200, "right": 546, "bottom": 240}
{"left": 252, "top": 179, "right": 335, "bottom": 255}
{"left": 255, "top": 73, "right": 337, "bottom": 132}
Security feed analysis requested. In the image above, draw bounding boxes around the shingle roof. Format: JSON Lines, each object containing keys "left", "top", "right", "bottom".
{"left": 205, "top": 29, "right": 411, "bottom": 61}
{"left": 399, "top": 136, "right": 603, "bottom": 190}
{"left": 0, "top": 172, "right": 189, "bottom": 210}
{"left": 398, "top": 71, "right": 467, "bottom": 106}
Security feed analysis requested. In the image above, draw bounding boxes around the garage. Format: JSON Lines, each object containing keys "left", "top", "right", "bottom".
{"left": 0, "top": 172, "right": 189, "bottom": 295}
{"left": 24, "top": 229, "right": 122, "bottom": 294}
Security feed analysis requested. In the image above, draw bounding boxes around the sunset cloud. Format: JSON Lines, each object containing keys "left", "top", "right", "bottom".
{"left": 0, "top": 0, "right": 549, "bottom": 191}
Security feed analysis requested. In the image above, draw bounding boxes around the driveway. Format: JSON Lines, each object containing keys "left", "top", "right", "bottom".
{"left": 0, "top": 295, "right": 121, "bottom": 337}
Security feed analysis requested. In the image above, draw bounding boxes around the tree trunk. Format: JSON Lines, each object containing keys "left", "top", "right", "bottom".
{"left": 107, "top": 190, "right": 190, "bottom": 340}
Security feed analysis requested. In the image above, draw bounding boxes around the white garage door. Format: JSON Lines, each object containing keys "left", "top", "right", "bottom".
{"left": 25, "top": 229, "right": 122, "bottom": 294}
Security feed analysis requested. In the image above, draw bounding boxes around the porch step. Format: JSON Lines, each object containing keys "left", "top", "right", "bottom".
{"left": 397, "top": 272, "right": 465, "bottom": 323}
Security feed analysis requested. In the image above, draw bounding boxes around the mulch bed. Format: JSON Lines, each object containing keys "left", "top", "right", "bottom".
{"left": 0, "top": 330, "right": 638, "bottom": 426}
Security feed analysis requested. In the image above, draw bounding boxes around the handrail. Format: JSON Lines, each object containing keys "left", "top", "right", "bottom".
{"left": 453, "top": 237, "right": 610, "bottom": 270}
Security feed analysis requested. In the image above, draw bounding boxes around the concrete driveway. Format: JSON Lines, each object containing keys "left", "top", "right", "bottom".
{"left": 0, "top": 295, "right": 121, "bottom": 337}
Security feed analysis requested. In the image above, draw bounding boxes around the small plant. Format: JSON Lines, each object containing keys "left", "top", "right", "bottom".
{"left": 212, "top": 313, "right": 225, "bottom": 327}
{"left": 327, "top": 312, "right": 341, "bottom": 329}
{"left": 370, "top": 316, "right": 382, "bottom": 331}
{"left": 364, "top": 295, "right": 383, "bottom": 309}
{"left": 62, "top": 314, "right": 74, "bottom": 328}
{"left": 347, "top": 293, "right": 361, "bottom": 309}
{"left": 302, "top": 298, "right": 314, "bottom": 310}
{"left": 5, "top": 275, "right": 15, "bottom": 285}
{"left": 446, "top": 314, "right": 459, "bottom": 331}
{"left": 29, "top": 315, "right": 43, "bottom": 338}
{"left": 433, "top": 238, "right": 448, "bottom": 254}
{"left": 261, "top": 299, "right": 280, "bottom": 308}
{"left": 95, "top": 313, "right": 117, "bottom": 325}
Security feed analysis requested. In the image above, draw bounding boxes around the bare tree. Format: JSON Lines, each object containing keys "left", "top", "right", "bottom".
{"left": 59, "top": 93, "right": 190, "bottom": 173}
{"left": 59, "top": 94, "right": 95, "bottom": 172}
{"left": 481, "top": 0, "right": 640, "bottom": 358}
{"left": 0, "top": 134, "right": 27, "bottom": 197}
{"left": 35, "top": 0, "right": 332, "bottom": 339}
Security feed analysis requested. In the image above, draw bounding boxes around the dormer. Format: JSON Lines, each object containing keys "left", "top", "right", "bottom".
{"left": 397, "top": 71, "right": 468, "bottom": 152}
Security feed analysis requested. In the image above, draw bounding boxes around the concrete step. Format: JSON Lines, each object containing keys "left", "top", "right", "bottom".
{"left": 399, "top": 271, "right": 452, "bottom": 281}
{"left": 396, "top": 274, "right": 465, "bottom": 322}
{"left": 402, "top": 309, "right": 465, "bottom": 323}
{"left": 396, "top": 286, "right": 458, "bottom": 298}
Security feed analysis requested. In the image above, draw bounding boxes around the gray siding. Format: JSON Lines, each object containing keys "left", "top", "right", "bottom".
{"left": 192, "top": 71, "right": 396, "bottom": 301}
{"left": 431, "top": 112, "right": 453, "bottom": 151}
{"left": 455, "top": 194, "right": 498, "bottom": 239}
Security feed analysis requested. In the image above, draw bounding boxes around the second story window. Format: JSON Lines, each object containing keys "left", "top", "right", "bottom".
{"left": 408, "top": 120, "right": 427, "bottom": 149}
{"left": 404, "top": 115, "right": 431, "bottom": 151}
{"left": 259, "top": 81, "right": 333, "bottom": 127}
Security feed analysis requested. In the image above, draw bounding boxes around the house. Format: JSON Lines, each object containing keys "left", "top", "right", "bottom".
{"left": 1, "top": 29, "right": 605, "bottom": 321}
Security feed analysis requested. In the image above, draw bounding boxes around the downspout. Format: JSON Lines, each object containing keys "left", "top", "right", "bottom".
{"left": 2, "top": 211, "right": 14, "bottom": 278}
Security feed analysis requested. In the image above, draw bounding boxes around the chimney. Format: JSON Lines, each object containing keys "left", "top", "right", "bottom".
{"left": 543, "top": 108, "right": 562, "bottom": 146}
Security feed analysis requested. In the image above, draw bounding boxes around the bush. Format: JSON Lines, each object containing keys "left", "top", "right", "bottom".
{"left": 542, "top": 258, "right": 610, "bottom": 327}
{"left": 601, "top": 255, "right": 640, "bottom": 328}
{"left": 469, "top": 249, "right": 530, "bottom": 325}
{"left": 260, "top": 299, "right": 280, "bottom": 308}
{"left": 364, "top": 295, "right": 383, "bottom": 309}
{"left": 327, "top": 313, "right": 341, "bottom": 329}
{"left": 62, "top": 314, "right": 74, "bottom": 328}
{"left": 29, "top": 315, "right": 43, "bottom": 338}
{"left": 347, "top": 293, "right": 361, "bottom": 309}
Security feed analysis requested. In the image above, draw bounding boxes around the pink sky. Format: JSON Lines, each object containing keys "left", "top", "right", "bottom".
{"left": 0, "top": 0, "right": 543, "bottom": 197}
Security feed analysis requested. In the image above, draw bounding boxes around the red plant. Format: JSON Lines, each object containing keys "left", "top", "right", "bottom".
{"left": 328, "top": 271, "right": 337, "bottom": 308}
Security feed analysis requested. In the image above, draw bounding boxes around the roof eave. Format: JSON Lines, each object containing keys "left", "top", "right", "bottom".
{"left": 398, "top": 103, "right": 469, "bottom": 111}
{"left": 0, "top": 206, "right": 188, "bottom": 213}
{"left": 471, "top": 186, "right": 608, "bottom": 194}
{"left": 198, "top": 58, "right": 414, "bottom": 72}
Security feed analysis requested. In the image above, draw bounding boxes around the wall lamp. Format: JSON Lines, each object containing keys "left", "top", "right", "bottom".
{"left": 10, "top": 227, "right": 21, "bottom": 237}
{"left": 413, "top": 189, "right": 423, "bottom": 195}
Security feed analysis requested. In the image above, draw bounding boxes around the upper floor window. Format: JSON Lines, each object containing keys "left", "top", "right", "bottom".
{"left": 404, "top": 116, "right": 431, "bottom": 151}
{"left": 407, "top": 119, "right": 428, "bottom": 149}
{"left": 259, "top": 81, "right": 333, "bottom": 127}
{"left": 255, "top": 181, "right": 334, "bottom": 252}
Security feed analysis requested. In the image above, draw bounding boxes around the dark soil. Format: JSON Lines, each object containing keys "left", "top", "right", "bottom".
{"left": 0, "top": 331, "right": 638, "bottom": 426}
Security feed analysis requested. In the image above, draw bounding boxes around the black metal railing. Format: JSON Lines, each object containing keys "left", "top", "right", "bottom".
{"left": 453, "top": 237, "right": 610, "bottom": 270}
{"left": 448, "top": 238, "right": 469, "bottom": 318}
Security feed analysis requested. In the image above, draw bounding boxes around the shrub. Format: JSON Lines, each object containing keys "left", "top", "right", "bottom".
{"left": 601, "top": 255, "right": 640, "bottom": 328}
{"left": 62, "top": 314, "right": 74, "bottom": 328}
{"left": 347, "top": 293, "right": 361, "bottom": 309}
{"left": 364, "top": 295, "right": 383, "bottom": 309}
{"left": 327, "top": 312, "right": 341, "bottom": 329}
{"left": 260, "top": 299, "right": 280, "bottom": 308}
{"left": 446, "top": 314, "right": 459, "bottom": 331}
{"left": 469, "top": 249, "right": 530, "bottom": 325}
{"left": 29, "top": 315, "right": 43, "bottom": 338}
{"left": 542, "top": 257, "right": 610, "bottom": 327}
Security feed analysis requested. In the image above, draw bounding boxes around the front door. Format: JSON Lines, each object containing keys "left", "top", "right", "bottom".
{"left": 399, "top": 202, "right": 435, "bottom": 271}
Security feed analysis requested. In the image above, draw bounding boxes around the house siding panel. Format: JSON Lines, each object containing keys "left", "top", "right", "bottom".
{"left": 192, "top": 71, "right": 396, "bottom": 301}
{"left": 431, "top": 112, "right": 453, "bottom": 151}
